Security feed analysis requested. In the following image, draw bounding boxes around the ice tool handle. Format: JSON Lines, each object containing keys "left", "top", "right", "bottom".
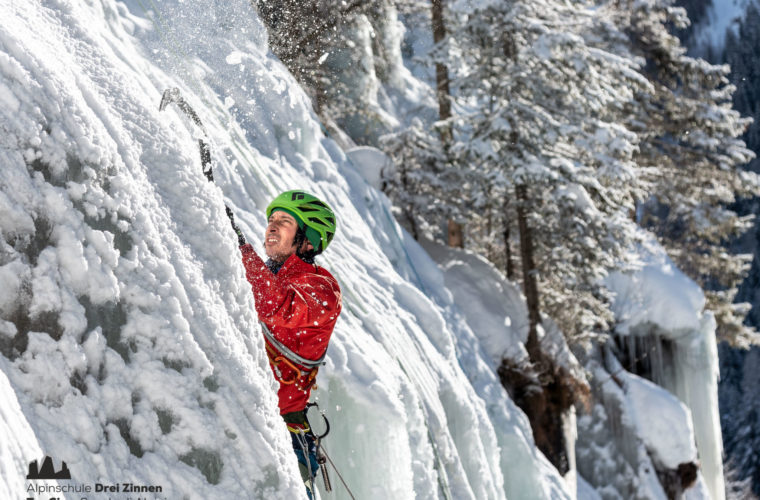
{"left": 159, "top": 88, "right": 246, "bottom": 246}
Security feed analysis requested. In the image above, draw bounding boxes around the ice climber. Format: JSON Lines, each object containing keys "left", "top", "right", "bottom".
{"left": 237, "top": 190, "right": 341, "bottom": 498}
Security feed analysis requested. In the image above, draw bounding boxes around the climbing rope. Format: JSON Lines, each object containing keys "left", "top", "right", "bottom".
{"left": 293, "top": 430, "right": 318, "bottom": 498}
{"left": 319, "top": 444, "right": 357, "bottom": 500}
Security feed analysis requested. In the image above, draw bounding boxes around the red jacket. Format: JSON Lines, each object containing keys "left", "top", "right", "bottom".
{"left": 240, "top": 244, "right": 342, "bottom": 414}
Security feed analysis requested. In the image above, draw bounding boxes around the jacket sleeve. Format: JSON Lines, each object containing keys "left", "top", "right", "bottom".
{"left": 240, "top": 244, "right": 341, "bottom": 331}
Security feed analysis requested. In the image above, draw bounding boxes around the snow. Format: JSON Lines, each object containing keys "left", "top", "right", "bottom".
{"left": 0, "top": 1, "right": 569, "bottom": 499}
{"left": 604, "top": 235, "right": 725, "bottom": 500}
{"left": 0, "top": 367, "right": 44, "bottom": 500}
{"left": 578, "top": 355, "right": 671, "bottom": 500}
{"left": 345, "top": 146, "right": 392, "bottom": 191}
{"left": 421, "top": 241, "right": 530, "bottom": 366}
{"left": 623, "top": 371, "right": 697, "bottom": 469}
{"left": 577, "top": 474, "right": 602, "bottom": 500}
{"left": 606, "top": 236, "right": 705, "bottom": 335}
{"left": 0, "top": 1, "right": 728, "bottom": 499}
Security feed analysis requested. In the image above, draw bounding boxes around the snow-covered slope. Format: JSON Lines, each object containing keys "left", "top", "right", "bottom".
{"left": 0, "top": 1, "right": 569, "bottom": 499}
{"left": 425, "top": 236, "right": 724, "bottom": 500}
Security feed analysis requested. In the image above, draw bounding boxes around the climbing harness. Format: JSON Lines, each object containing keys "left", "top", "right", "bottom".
{"left": 260, "top": 321, "right": 326, "bottom": 390}
{"left": 265, "top": 342, "right": 320, "bottom": 390}
{"left": 259, "top": 322, "right": 326, "bottom": 369}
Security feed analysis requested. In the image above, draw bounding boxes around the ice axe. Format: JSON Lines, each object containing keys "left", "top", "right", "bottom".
{"left": 159, "top": 88, "right": 246, "bottom": 245}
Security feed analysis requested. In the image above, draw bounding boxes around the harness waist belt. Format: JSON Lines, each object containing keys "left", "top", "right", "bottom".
{"left": 259, "top": 321, "right": 326, "bottom": 369}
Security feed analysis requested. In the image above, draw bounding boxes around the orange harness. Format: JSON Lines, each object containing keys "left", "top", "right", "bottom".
{"left": 265, "top": 341, "right": 320, "bottom": 391}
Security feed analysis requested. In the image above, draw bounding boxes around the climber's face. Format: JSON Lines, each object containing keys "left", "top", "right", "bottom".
{"left": 264, "top": 210, "right": 300, "bottom": 262}
{"left": 266, "top": 209, "right": 317, "bottom": 263}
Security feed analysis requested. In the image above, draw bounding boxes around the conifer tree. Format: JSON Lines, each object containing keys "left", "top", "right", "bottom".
{"left": 452, "top": 0, "right": 645, "bottom": 343}
{"left": 723, "top": 4, "right": 760, "bottom": 342}
{"left": 380, "top": 118, "right": 466, "bottom": 241}
{"left": 431, "top": 0, "right": 466, "bottom": 248}
{"left": 450, "top": 0, "right": 645, "bottom": 472}
{"left": 722, "top": 3, "right": 760, "bottom": 173}
{"left": 615, "top": 0, "right": 760, "bottom": 347}
{"left": 379, "top": 0, "right": 472, "bottom": 244}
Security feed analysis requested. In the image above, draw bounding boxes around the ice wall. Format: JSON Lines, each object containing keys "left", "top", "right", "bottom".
{"left": 0, "top": 2, "right": 302, "bottom": 496}
{"left": 0, "top": 1, "right": 569, "bottom": 499}
{"left": 0, "top": 368, "right": 44, "bottom": 500}
{"left": 604, "top": 239, "right": 725, "bottom": 500}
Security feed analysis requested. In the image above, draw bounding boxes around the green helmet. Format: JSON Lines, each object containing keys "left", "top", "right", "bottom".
{"left": 266, "top": 190, "right": 336, "bottom": 252}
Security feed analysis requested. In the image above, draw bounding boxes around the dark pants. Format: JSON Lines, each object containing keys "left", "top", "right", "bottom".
{"left": 284, "top": 411, "right": 319, "bottom": 498}
{"left": 291, "top": 430, "right": 319, "bottom": 479}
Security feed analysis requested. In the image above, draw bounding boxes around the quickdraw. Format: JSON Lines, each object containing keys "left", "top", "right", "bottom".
{"left": 306, "top": 403, "right": 333, "bottom": 494}
{"left": 305, "top": 402, "right": 330, "bottom": 440}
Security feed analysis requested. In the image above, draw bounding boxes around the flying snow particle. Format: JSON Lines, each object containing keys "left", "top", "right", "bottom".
{"left": 225, "top": 51, "right": 243, "bottom": 65}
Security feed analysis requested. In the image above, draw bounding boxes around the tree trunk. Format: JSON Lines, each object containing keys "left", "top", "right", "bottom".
{"left": 447, "top": 219, "right": 464, "bottom": 248}
{"left": 431, "top": 0, "right": 452, "bottom": 144}
{"left": 400, "top": 163, "right": 420, "bottom": 241}
{"left": 486, "top": 199, "right": 493, "bottom": 262}
{"left": 431, "top": 0, "right": 462, "bottom": 247}
{"left": 504, "top": 197, "right": 515, "bottom": 280}
{"left": 512, "top": 184, "right": 575, "bottom": 475}
{"left": 515, "top": 184, "right": 541, "bottom": 360}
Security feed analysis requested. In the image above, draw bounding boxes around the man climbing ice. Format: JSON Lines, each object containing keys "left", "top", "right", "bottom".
{"left": 234, "top": 190, "right": 341, "bottom": 498}
{"left": 159, "top": 89, "right": 342, "bottom": 497}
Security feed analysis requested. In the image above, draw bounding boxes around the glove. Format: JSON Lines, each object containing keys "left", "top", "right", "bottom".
{"left": 226, "top": 205, "right": 247, "bottom": 246}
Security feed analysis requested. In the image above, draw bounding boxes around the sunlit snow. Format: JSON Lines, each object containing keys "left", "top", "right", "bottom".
{"left": 0, "top": 1, "right": 726, "bottom": 500}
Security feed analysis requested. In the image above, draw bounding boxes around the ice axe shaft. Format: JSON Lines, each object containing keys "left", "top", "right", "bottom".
{"left": 159, "top": 88, "right": 245, "bottom": 244}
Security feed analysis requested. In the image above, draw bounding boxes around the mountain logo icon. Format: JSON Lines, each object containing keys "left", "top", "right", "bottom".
{"left": 26, "top": 456, "right": 71, "bottom": 480}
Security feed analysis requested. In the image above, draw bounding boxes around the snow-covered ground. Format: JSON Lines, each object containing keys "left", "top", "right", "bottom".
{"left": 0, "top": 1, "right": 727, "bottom": 499}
